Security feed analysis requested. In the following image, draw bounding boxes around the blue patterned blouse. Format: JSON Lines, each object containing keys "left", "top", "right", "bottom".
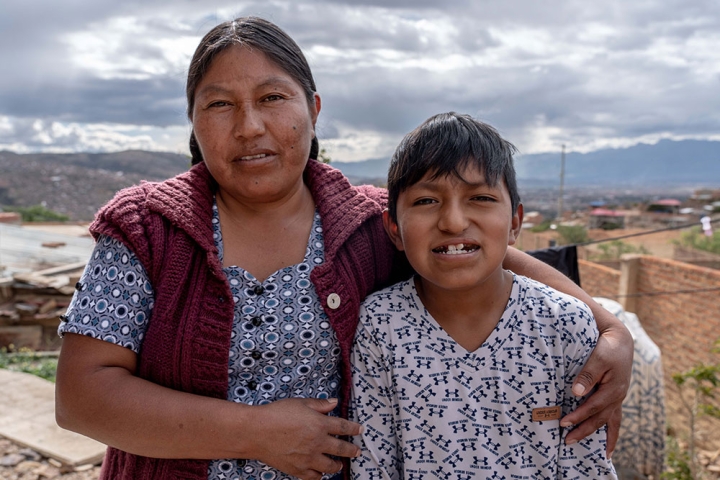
{"left": 59, "top": 202, "right": 341, "bottom": 480}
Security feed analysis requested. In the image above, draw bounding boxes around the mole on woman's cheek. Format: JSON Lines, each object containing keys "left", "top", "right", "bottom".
{"left": 293, "top": 126, "right": 297, "bottom": 130}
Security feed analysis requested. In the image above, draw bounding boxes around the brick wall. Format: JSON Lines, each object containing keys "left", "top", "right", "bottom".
{"left": 633, "top": 256, "right": 720, "bottom": 368}
{"left": 578, "top": 259, "right": 620, "bottom": 298}
{"left": 580, "top": 256, "right": 720, "bottom": 448}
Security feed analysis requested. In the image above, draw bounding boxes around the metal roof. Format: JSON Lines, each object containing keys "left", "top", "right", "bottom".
{"left": 0, "top": 223, "right": 94, "bottom": 279}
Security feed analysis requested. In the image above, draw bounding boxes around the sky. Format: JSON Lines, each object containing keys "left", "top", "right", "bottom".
{"left": 1, "top": 0, "right": 719, "bottom": 163}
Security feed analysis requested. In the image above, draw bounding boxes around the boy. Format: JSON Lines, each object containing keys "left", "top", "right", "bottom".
{"left": 349, "top": 112, "right": 616, "bottom": 479}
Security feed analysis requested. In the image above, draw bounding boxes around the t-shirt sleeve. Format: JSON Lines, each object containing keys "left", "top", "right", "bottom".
{"left": 350, "top": 299, "right": 400, "bottom": 480}
{"left": 557, "top": 298, "right": 617, "bottom": 478}
{"left": 58, "top": 234, "right": 155, "bottom": 354}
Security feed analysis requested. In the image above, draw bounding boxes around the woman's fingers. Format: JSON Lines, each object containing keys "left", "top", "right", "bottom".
{"left": 563, "top": 404, "right": 622, "bottom": 458}
{"left": 248, "top": 398, "right": 362, "bottom": 477}
{"left": 325, "top": 417, "right": 364, "bottom": 438}
{"left": 560, "top": 321, "right": 631, "bottom": 456}
{"left": 324, "top": 430, "right": 361, "bottom": 458}
{"left": 605, "top": 406, "right": 622, "bottom": 457}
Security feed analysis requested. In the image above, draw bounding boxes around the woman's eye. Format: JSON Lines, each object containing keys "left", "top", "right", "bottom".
{"left": 208, "top": 100, "right": 230, "bottom": 108}
{"left": 263, "top": 94, "right": 284, "bottom": 102}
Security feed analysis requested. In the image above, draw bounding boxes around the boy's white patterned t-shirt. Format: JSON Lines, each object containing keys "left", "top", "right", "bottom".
{"left": 350, "top": 274, "right": 617, "bottom": 479}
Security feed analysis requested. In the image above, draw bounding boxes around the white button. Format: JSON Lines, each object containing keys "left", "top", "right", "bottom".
{"left": 327, "top": 293, "right": 341, "bottom": 310}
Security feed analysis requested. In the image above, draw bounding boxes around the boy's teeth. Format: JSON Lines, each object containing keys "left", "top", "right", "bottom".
{"left": 439, "top": 243, "right": 471, "bottom": 254}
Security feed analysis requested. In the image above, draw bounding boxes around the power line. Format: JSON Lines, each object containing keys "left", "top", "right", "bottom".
{"left": 610, "top": 286, "right": 720, "bottom": 299}
{"left": 574, "top": 216, "right": 720, "bottom": 247}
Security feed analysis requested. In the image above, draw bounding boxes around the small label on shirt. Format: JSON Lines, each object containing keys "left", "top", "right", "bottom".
{"left": 532, "top": 406, "right": 561, "bottom": 422}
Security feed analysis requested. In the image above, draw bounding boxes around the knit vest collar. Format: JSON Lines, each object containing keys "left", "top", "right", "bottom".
{"left": 304, "top": 160, "right": 383, "bottom": 260}
{"left": 144, "top": 159, "right": 383, "bottom": 264}
{"left": 145, "top": 161, "right": 217, "bottom": 254}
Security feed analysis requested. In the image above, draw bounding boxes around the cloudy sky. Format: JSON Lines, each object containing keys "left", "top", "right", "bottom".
{"left": 1, "top": 0, "right": 719, "bottom": 162}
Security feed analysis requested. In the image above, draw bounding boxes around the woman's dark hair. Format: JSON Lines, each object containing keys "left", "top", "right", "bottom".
{"left": 187, "top": 16, "right": 319, "bottom": 165}
{"left": 387, "top": 112, "right": 521, "bottom": 222}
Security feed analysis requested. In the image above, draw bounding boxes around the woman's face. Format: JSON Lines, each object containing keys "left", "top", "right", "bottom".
{"left": 191, "top": 45, "right": 320, "bottom": 205}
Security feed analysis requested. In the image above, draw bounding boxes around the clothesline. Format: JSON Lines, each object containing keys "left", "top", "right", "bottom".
{"left": 612, "top": 286, "right": 720, "bottom": 298}
{"left": 573, "top": 215, "right": 720, "bottom": 247}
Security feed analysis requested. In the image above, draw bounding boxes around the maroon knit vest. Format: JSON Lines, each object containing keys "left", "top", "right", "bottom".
{"left": 90, "top": 160, "right": 401, "bottom": 479}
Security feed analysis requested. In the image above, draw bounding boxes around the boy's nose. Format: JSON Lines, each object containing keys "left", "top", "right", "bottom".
{"left": 437, "top": 202, "right": 469, "bottom": 233}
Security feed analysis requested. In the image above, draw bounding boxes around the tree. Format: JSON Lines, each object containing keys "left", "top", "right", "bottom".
{"left": 318, "top": 147, "right": 332, "bottom": 164}
{"left": 664, "top": 339, "right": 720, "bottom": 479}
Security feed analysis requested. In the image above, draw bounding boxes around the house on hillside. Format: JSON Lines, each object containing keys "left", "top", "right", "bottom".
{"left": 522, "top": 211, "right": 545, "bottom": 229}
{"left": 647, "top": 198, "right": 681, "bottom": 214}
{"left": 588, "top": 208, "right": 626, "bottom": 230}
{"left": 687, "top": 188, "right": 720, "bottom": 213}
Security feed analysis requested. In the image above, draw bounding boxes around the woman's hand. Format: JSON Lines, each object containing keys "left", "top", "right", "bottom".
{"left": 56, "top": 333, "right": 362, "bottom": 478}
{"left": 244, "top": 398, "right": 362, "bottom": 480}
{"left": 560, "top": 303, "right": 633, "bottom": 457}
{"left": 502, "top": 248, "right": 633, "bottom": 456}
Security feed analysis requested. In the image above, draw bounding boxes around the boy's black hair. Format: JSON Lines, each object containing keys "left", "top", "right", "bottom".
{"left": 387, "top": 112, "right": 521, "bottom": 222}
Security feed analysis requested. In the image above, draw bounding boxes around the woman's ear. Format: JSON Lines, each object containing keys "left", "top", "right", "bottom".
{"left": 382, "top": 210, "right": 405, "bottom": 252}
{"left": 311, "top": 93, "right": 321, "bottom": 126}
{"left": 508, "top": 203, "right": 524, "bottom": 246}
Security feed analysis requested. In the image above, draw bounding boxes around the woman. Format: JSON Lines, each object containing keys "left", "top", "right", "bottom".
{"left": 55, "top": 16, "right": 632, "bottom": 480}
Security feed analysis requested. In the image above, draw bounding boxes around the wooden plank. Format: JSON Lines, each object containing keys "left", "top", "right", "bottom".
{"left": 0, "top": 325, "right": 42, "bottom": 350}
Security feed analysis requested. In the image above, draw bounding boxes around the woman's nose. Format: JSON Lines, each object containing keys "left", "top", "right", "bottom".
{"left": 233, "top": 104, "right": 265, "bottom": 139}
{"left": 437, "top": 201, "right": 469, "bottom": 233}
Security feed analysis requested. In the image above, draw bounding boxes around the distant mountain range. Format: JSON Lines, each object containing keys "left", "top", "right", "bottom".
{"left": 332, "top": 139, "right": 720, "bottom": 187}
{"left": 1, "top": 139, "right": 718, "bottom": 220}
{"left": 0, "top": 150, "right": 190, "bottom": 221}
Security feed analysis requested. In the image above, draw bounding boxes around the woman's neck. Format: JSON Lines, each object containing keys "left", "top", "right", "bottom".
{"left": 215, "top": 181, "right": 316, "bottom": 281}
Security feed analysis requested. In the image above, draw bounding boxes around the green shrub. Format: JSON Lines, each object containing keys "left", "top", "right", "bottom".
{"left": 591, "top": 240, "right": 649, "bottom": 261}
{"left": 529, "top": 220, "right": 553, "bottom": 233}
{"left": 3, "top": 204, "right": 69, "bottom": 222}
{"left": 677, "top": 226, "right": 720, "bottom": 255}
{"left": 0, "top": 347, "right": 58, "bottom": 382}
{"left": 556, "top": 225, "right": 590, "bottom": 245}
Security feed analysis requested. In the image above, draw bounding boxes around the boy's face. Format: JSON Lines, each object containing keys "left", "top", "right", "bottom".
{"left": 383, "top": 163, "right": 523, "bottom": 295}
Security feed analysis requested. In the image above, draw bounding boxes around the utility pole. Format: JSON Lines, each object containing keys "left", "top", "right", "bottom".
{"left": 557, "top": 144, "right": 565, "bottom": 221}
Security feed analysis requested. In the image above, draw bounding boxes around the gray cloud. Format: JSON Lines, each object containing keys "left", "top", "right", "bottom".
{"left": 1, "top": 0, "right": 719, "bottom": 156}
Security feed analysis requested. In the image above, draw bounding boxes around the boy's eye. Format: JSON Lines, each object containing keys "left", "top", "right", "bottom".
{"left": 472, "top": 195, "right": 495, "bottom": 202}
{"left": 413, "top": 198, "right": 436, "bottom": 206}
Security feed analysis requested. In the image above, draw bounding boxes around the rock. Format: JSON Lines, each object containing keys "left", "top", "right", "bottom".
{"left": 34, "top": 463, "right": 61, "bottom": 479}
{"left": 15, "top": 460, "right": 42, "bottom": 473}
{"left": 0, "top": 438, "right": 15, "bottom": 451}
{"left": 19, "top": 448, "right": 42, "bottom": 462}
{"left": 0, "top": 453, "right": 25, "bottom": 467}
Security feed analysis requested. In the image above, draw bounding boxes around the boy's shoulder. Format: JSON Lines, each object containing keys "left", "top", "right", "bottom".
{"left": 361, "top": 278, "right": 416, "bottom": 308}
{"left": 512, "top": 272, "right": 592, "bottom": 315}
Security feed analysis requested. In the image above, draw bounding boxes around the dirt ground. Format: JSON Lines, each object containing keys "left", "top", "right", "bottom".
{"left": 0, "top": 438, "right": 101, "bottom": 480}
{"left": 581, "top": 228, "right": 685, "bottom": 259}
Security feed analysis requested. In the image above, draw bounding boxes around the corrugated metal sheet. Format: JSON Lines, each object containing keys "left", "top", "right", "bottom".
{"left": 0, "top": 224, "right": 94, "bottom": 278}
